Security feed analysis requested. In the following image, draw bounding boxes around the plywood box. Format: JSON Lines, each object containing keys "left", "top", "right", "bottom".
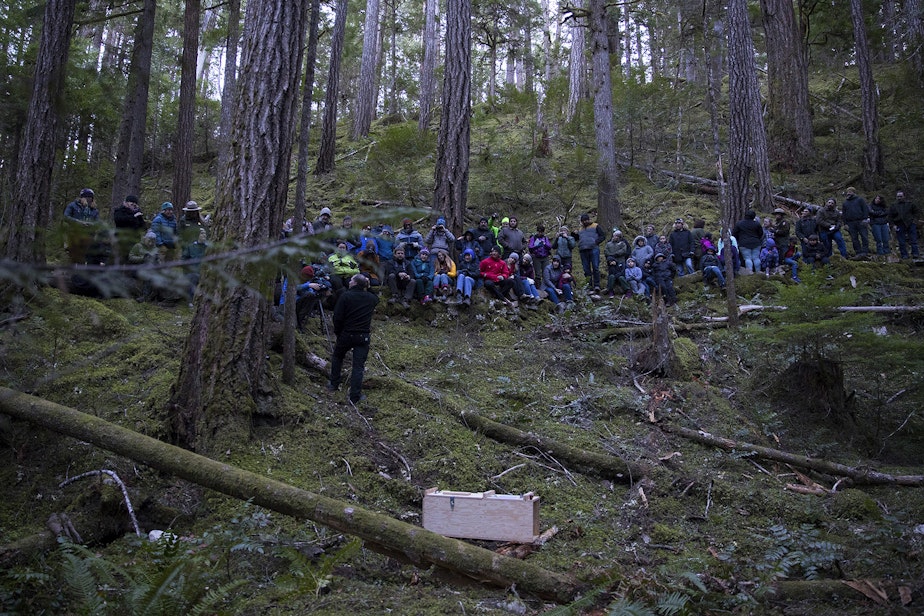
{"left": 422, "top": 488, "right": 540, "bottom": 543}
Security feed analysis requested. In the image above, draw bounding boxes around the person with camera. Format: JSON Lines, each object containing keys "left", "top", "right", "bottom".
{"left": 425, "top": 217, "right": 456, "bottom": 259}
{"left": 327, "top": 274, "right": 379, "bottom": 404}
{"left": 552, "top": 225, "right": 576, "bottom": 271}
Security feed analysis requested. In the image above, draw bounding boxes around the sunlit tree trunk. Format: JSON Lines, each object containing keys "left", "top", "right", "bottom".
{"left": 169, "top": 0, "right": 309, "bottom": 453}
{"left": 566, "top": 0, "right": 587, "bottom": 122}
{"left": 760, "top": 0, "right": 814, "bottom": 171}
{"left": 908, "top": 0, "right": 924, "bottom": 79}
{"left": 217, "top": 0, "right": 241, "bottom": 172}
{"left": 849, "top": 0, "right": 884, "bottom": 188}
{"left": 589, "top": 0, "right": 621, "bottom": 230}
{"left": 727, "top": 0, "right": 773, "bottom": 217}
{"left": 1, "top": 0, "right": 77, "bottom": 264}
{"left": 111, "top": 0, "right": 156, "bottom": 216}
{"left": 352, "top": 0, "right": 381, "bottom": 139}
{"left": 316, "top": 0, "right": 349, "bottom": 174}
{"left": 173, "top": 0, "right": 200, "bottom": 207}
{"left": 418, "top": 0, "right": 439, "bottom": 132}
{"left": 433, "top": 0, "right": 471, "bottom": 232}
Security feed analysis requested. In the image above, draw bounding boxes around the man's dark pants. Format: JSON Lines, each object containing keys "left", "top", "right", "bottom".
{"left": 330, "top": 332, "right": 371, "bottom": 402}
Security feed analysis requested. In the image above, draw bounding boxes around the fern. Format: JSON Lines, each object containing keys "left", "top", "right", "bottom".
{"left": 188, "top": 579, "right": 248, "bottom": 616}
{"left": 608, "top": 597, "right": 658, "bottom": 616}
{"left": 60, "top": 551, "right": 106, "bottom": 615}
{"left": 677, "top": 571, "right": 707, "bottom": 594}
{"left": 655, "top": 591, "right": 689, "bottom": 615}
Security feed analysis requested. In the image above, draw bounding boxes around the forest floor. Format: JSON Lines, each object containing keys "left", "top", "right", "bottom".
{"left": 2, "top": 252, "right": 924, "bottom": 615}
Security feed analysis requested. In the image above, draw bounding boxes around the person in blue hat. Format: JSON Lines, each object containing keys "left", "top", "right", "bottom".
{"left": 150, "top": 202, "right": 178, "bottom": 262}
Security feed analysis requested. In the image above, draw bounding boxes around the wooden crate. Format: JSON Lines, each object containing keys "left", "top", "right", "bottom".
{"left": 422, "top": 488, "right": 540, "bottom": 543}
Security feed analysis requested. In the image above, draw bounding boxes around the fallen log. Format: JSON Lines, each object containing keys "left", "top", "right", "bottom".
{"left": 460, "top": 411, "right": 648, "bottom": 483}
{"left": 616, "top": 159, "right": 822, "bottom": 211}
{"left": 0, "top": 388, "right": 583, "bottom": 602}
{"left": 765, "top": 578, "right": 920, "bottom": 607}
{"left": 661, "top": 424, "right": 924, "bottom": 487}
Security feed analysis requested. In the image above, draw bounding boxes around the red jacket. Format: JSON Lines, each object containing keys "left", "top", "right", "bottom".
{"left": 479, "top": 255, "right": 510, "bottom": 282}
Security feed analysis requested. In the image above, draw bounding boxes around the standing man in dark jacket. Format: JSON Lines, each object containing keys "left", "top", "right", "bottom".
{"left": 889, "top": 190, "right": 920, "bottom": 259}
{"left": 328, "top": 274, "right": 379, "bottom": 404}
{"left": 577, "top": 213, "right": 606, "bottom": 292}
{"left": 841, "top": 187, "right": 870, "bottom": 256}
{"left": 667, "top": 218, "right": 694, "bottom": 276}
{"left": 113, "top": 195, "right": 146, "bottom": 263}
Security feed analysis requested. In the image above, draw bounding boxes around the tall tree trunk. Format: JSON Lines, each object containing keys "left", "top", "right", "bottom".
{"left": 908, "top": 0, "right": 924, "bottom": 80}
{"left": 386, "top": 0, "right": 398, "bottom": 115}
{"left": 352, "top": 0, "right": 381, "bottom": 139}
{"left": 759, "top": 0, "right": 814, "bottom": 171}
{"left": 1, "top": 0, "right": 77, "bottom": 264}
{"left": 284, "top": 0, "right": 323, "bottom": 385}
{"left": 523, "top": 4, "right": 534, "bottom": 94}
{"left": 726, "top": 0, "right": 774, "bottom": 218}
{"left": 169, "top": 0, "right": 310, "bottom": 453}
{"left": 704, "top": 7, "right": 738, "bottom": 326}
{"left": 849, "top": 0, "right": 884, "bottom": 188}
{"left": 418, "top": 0, "right": 439, "bottom": 133}
{"left": 589, "top": 0, "right": 621, "bottom": 230}
{"left": 173, "top": 0, "right": 200, "bottom": 208}
{"left": 432, "top": 0, "right": 471, "bottom": 232}
{"left": 111, "top": 0, "right": 156, "bottom": 217}
{"left": 566, "top": 0, "right": 587, "bottom": 122}
{"left": 217, "top": 0, "right": 241, "bottom": 172}
{"left": 315, "top": 0, "right": 349, "bottom": 174}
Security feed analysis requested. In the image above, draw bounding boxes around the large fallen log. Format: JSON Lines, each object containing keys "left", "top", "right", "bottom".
{"left": 460, "top": 411, "right": 648, "bottom": 483}
{"left": 661, "top": 424, "right": 924, "bottom": 487}
{"left": 616, "top": 159, "right": 821, "bottom": 211}
{"left": 0, "top": 388, "right": 583, "bottom": 602}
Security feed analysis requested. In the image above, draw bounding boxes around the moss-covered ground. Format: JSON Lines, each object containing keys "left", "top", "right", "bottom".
{"left": 3, "top": 61, "right": 924, "bottom": 614}
{"left": 2, "top": 254, "right": 923, "bottom": 614}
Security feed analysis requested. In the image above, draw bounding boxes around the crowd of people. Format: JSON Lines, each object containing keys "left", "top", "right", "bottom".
{"left": 61, "top": 185, "right": 919, "bottom": 310}
{"left": 62, "top": 188, "right": 211, "bottom": 301}
{"left": 285, "top": 187, "right": 920, "bottom": 318}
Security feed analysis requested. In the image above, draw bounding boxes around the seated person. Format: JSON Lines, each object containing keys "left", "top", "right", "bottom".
{"left": 759, "top": 238, "right": 780, "bottom": 276}
{"left": 411, "top": 247, "right": 435, "bottom": 303}
{"left": 542, "top": 255, "right": 574, "bottom": 306}
{"left": 432, "top": 249, "right": 456, "bottom": 300}
{"left": 518, "top": 253, "right": 542, "bottom": 303}
{"left": 480, "top": 245, "right": 515, "bottom": 304}
{"left": 295, "top": 265, "right": 333, "bottom": 329}
{"left": 454, "top": 248, "right": 480, "bottom": 305}
{"left": 700, "top": 245, "right": 726, "bottom": 289}
{"left": 624, "top": 257, "right": 646, "bottom": 297}
{"left": 385, "top": 247, "right": 415, "bottom": 307}
{"left": 357, "top": 241, "right": 383, "bottom": 288}
{"left": 651, "top": 253, "right": 677, "bottom": 306}
{"left": 327, "top": 241, "right": 360, "bottom": 294}
{"left": 802, "top": 234, "right": 829, "bottom": 271}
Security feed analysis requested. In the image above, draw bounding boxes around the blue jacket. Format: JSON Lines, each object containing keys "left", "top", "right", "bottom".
{"left": 150, "top": 213, "right": 177, "bottom": 247}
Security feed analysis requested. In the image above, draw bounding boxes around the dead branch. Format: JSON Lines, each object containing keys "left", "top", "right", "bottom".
{"left": 461, "top": 410, "right": 648, "bottom": 483}
{"left": 661, "top": 424, "right": 924, "bottom": 487}
{"left": 0, "top": 388, "right": 583, "bottom": 602}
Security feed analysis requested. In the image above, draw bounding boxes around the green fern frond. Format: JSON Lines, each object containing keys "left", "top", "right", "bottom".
{"left": 189, "top": 579, "right": 248, "bottom": 616}
{"left": 655, "top": 591, "right": 689, "bottom": 615}
{"left": 134, "top": 558, "right": 191, "bottom": 616}
{"left": 677, "top": 571, "right": 707, "bottom": 594}
{"left": 60, "top": 551, "right": 106, "bottom": 614}
{"left": 608, "top": 597, "right": 658, "bottom": 616}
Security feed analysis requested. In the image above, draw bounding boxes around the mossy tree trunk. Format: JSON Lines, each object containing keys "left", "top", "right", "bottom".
{"left": 169, "top": 0, "right": 309, "bottom": 453}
